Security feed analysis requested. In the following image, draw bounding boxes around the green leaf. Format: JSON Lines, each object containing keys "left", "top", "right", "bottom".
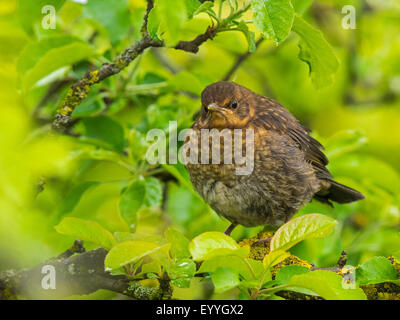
{"left": 81, "top": 116, "right": 125, "bottom": 152}
{"left": 194, "top": 1, "right": 214, "bottom": 15}
{"left": 185, "top": 0, "right": 201, "bottom": 18}
{"left": 162, "top": 164, "right": 193, "bottom": 190}
{"left": 211, "top": 267, "right": 240, "bottom": 293}
{"left": 104, "top": 241, "right": 167, "bottom": 270}
{"left": 114, "top": 231, "right": 163, "bottom": 244}
{"left": 17, "top": 0, "right": 66, "bottom": 35}
{"left": 189, "top": 232, "right": 242, "bottom": 261}
{"left": 140, "top": 260, "right": 162, "bottom": 275}
{"left": 165, "top": 228, "right": 191, "bottom": 259}
{"left": 198, "top": 256, "right": 264, "bottom": 280}
{"left": 55, "top": 217, "right": 116, "bottom": 250}
{"left": 251, "top": 0, "right": 294, "bottom": 45}
{"left": 17, "top": 35, "right": 93, "bottom": 91}
{"left": 167, "top": 258, "right": 196, "bottom": 288}
{"left": 148, "top": 0, "right": 188, "bottom": 46}
{"left": 325, "top": 130, "right": 368, "bottom": 160}
{"left": 356, "top": 257, "right": 399, "bottom": 285}
{"left": 270, "top": 213, "right": 337, "bottom": 251}
{"left": 83, "top": 0, "right": 130, "bottom": 45}
{"left": 287, "top": 270, "right": 367, "bottom": 300}
{"left": 292, "top": 0, "right": 313, "bottom": 14}
{"left": 147, "top": 8, "right": 162, "bottom": 42}
{"left": 263, "top": 250, "right": 290, "bottom": 268}
{"left": 128, "top": 129, "right": 150, "bottom": 163}
{"left": 144, "top": 177, "right": 163, "bottom": 207}
{"left": 237, "top": 21, "right": 256, "bottom": 52}
{"left": 71, "top": 93, "right": 105, "bottom": 118}
{"left": 292, "top": 15, "right": 339, "bottom": 88}
{"left": 275, "top": 265, "right": 310, "bottom": 284}
{"left": 168, "top": 71, "right": 204, "bottom": 96}
{"left": 57, "top": 181, "right": 99, "bottom": 217}
{"left": 119, "top": 179, "right": 146, "bottom": 230}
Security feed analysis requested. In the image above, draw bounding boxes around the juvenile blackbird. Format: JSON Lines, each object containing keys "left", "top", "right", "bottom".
{"left": 185, "top": 81, "right": 365, "bottom": 234}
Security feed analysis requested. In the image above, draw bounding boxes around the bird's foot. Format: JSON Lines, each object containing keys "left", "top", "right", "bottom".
{"left": 224, "top": 223, "right": 237, "bottom": 236}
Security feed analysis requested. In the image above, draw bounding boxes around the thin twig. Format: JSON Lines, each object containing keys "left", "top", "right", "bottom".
{"left": 222, "top": 37, "right": 264, "bottom": 81}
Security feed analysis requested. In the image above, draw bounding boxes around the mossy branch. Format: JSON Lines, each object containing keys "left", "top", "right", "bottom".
{"left": 0, "top": 243, "right": 167, "bottom": 300}
{"left": 1, "top": 234, "right": 399, "bottom": 300}
{"left": 52, "top": 0, "right": 220, "bottom": 132}
{"left": 240, "top": 231, "right": 400, "bottom": 300}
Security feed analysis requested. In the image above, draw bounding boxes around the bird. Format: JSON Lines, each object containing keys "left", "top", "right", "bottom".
{"left": 184, "top": 81, "right": 365, "bottom": 235}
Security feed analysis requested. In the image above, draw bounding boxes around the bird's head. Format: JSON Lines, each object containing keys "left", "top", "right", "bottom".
{"left": 198, "top": 81, "right": 254, "bottom": 129}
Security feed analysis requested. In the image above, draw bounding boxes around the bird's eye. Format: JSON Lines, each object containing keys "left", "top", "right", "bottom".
{"left": 231, "top": 101, "right": 238, "bottom": 109}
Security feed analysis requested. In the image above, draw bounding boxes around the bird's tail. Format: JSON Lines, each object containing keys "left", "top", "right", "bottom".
{"left": 315, "top": 179, "right": 365, "bottom": 205}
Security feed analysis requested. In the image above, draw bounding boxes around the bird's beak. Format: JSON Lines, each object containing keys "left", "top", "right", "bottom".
{"left": 207, "top": 103, "right": 227, "bottom": 113}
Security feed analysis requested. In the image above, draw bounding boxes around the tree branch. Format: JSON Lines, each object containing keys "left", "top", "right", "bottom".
{"left": 240, "top": 232, "right": 400, "bottom": 300}
{"left": 52, "top": 2, "right": 218, "bottom": 133}
{"left": 52, "top": 35, "right": 162, "bottom": 132}
{"left": 0, "top": 245, "right": 166, "bottom": 300}
{"left": 1, "top": 234, "right": 399, "bottom": 300}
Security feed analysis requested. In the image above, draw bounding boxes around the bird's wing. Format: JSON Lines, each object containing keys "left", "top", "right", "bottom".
{"left": 253, "top": 97, "right": 332, "bottom": 180}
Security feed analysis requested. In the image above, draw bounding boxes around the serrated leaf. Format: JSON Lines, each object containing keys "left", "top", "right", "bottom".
{"left": 189, "top": 232, "right": 242, "bottom": 261}
{"left": 251, "top": 0, "right": 294, "bottom": 45}
{"left": 263, "top": 250, "right": 290, "bottom": 268}
{"left": 356, "top": 257, "right": 399, "bottom": 285}
{"left": 270, "top": 213, "right": 337, "bottom": 251}
{"left": 57, "top": 181, "right": 99, "bottom": 217}
{"left": 292, "top": 15, "right": 339, "bottom": 88}
{"left": 119, "top": 179, "right": 146, "bottom": 230}
{"left": 211, "top": 267, "right": 240, "bottom": 293}
{"left": 287, "top": 270, "right": 367, "bottom": 300}
{"left": 165, "top": 228, "right": 191, "bottom": 259}
{"left": 104, "top": 241, "right": 167, "bottom": 270}
{"left": 55, "top": 217, "right": 116, "bottom": 250}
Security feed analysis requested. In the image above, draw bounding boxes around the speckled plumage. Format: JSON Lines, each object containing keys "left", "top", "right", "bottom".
{"left": 185, "top": 82, "right": 364, "bottom": 228}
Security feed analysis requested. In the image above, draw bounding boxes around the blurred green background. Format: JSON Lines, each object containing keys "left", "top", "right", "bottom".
{"left": 0, "top": 0, "right": 399, "bottom": 299}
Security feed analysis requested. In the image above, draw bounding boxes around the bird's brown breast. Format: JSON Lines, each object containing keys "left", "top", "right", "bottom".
{"left": 185, "top": 124, "right": 321, "bottom": 227}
